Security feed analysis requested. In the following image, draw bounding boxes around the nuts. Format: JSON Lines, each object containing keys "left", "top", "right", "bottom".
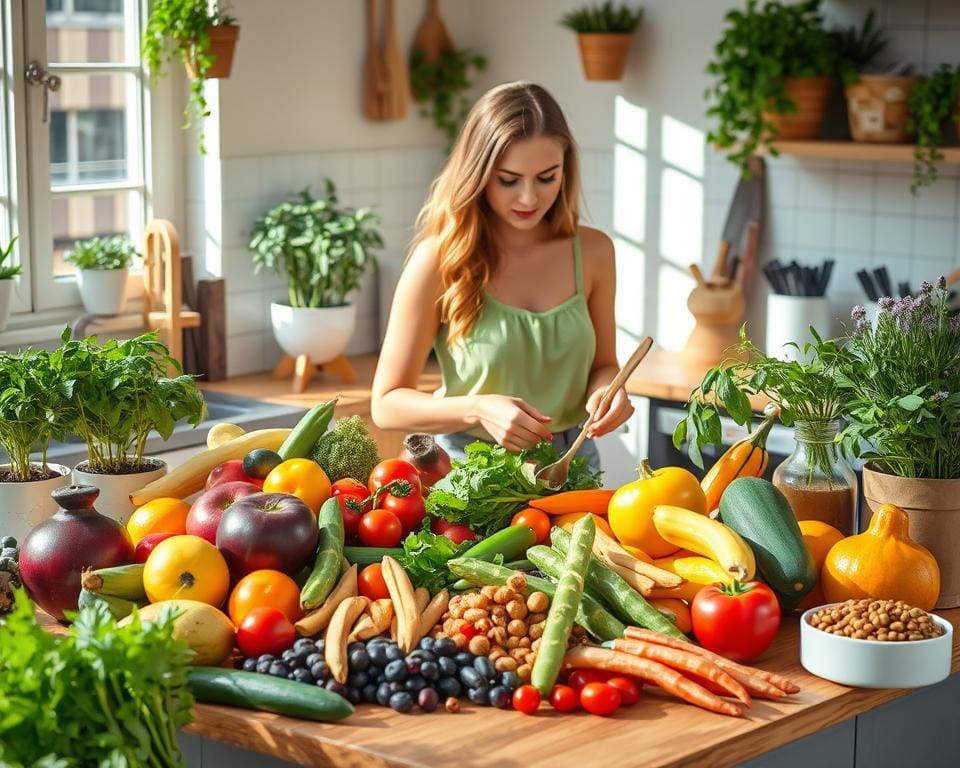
{"left": 809, "top": 599, "right": 943, "bottom": 642}
{"left": 506, "top": 573, "right": 527, "bottom": 593}
{"left": 468, "top": 635, "right": 491, "bottom": 656}
{"left": 517, "top": 663, "right": 532, "bottom": 680}
{"left": 526, "top": 591, "right": 549, "bottom": 613}
{"left": 494, "top": 587, "right": 515, "bottom": 605}
{"left": 495, "top": 656, "right": 518, "bottom": 673}
{"left": 506, "top": 599, "right": 528, "bottom": 620}
{"left": 507, "top": 619, "right": 527, "bottom": 637}
{"left": 463, "top": 607, "right": 487, "bottom": 623}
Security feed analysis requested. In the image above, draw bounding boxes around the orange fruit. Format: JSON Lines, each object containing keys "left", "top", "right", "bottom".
{"left": 143, "top": 534, "right": 230, "bottom": 607}
{"left": 127, "top": 497, "right": 191, "bottom": 545}
{"left": 648, "top": 597, "right": 692, "bottom": 634}
{"left": 797, "top": 519, "right": 846, "bottom": 611}
{"left": 228, "top": 569, "right": 303, "bottom": 625}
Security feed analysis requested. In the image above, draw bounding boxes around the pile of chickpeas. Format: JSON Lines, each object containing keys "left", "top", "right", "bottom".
{"left": 809, "top": 599, "right": 944, "bottom": 642}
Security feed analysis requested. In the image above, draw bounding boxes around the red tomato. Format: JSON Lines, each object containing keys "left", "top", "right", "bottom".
{"left": 331, "top": 478, "right": 368, "bottom": 497}
{"left": 568, "top": 668, "right": 612, "bottom": 692}
{"left": 511, "top": 508, "right": 551, "bottom": 544}
{"left": 440, "top": 524, "right": 476, "bottom": 545}
{"left": 335, "top": 492, "right": 368, "bottom": 540}
{"left": 605, "top": 676, "right": 642, "bottom": 706}
{"left": 579, "top": 682, "right": 621, "bottom": 717}
{"left": 358, "top": 508, "right": 403, "bottom": 547}
{"left": 358, "top": 563, "right": 391, "bottom": 601}
{"left": 235, "top": 606, "right": 296, "bottom": 658}
{"left": 512, "top": 685, "right": 541, "bottom": 715}
{"left": 691, "top": 580, "right": 781, "bottom": 662}
{"left": 549, "top": 684, "right": 579, "bottom": 713}
{"left": 368, "top": 459, "right": 422, "bottom": 496}
{"left": 382, "top": 492, "right": 426, "bottom": 536}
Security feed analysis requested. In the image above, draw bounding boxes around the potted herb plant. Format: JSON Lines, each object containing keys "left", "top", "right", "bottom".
{"left": 558, "top": 1, "right": 644, "bottom": 82}
{"left": 707, "top": 0, "right": 835, "bottom": 172}
{"left": 141, "top": 0, "right": 239, "bottom": 154}
{"left": 410, "top": 48, "right": 487, "bottom": 145}
{"left": 0, "top": 347, "right": 72, "bottom": 541}
{"left": 58, "top": 330, "right": 207, "bottom": 525}
{"left": 64, "top": 235, "right": 137, "bottom": 317}
{"left": 907, "top": 63, "right": 960, "bottom": 193}
{"left": 0, "top": 236, "right": 21, "bottom": 332}
{"left": 249, "top": 180, "right": 383, "bottom": 367}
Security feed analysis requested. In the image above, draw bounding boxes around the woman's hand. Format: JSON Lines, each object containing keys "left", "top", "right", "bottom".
{"left": 584, "top": 386, "right": 634, "bottom": 439}
{"left": 473, "top": 395, "right": 553, "bottom": 452}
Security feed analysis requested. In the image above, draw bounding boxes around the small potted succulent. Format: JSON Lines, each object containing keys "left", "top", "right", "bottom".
{"left": 64, "top": 234, "right": 137, "bottom": 317}
{"left": 0, "top": 235, "right": 21, "bottom": 332}
{"left": 907, "top": 64, "right": 960, "bottom": 193}
{"left": 559, "top": 1, "right": 644, "bottom": 82}
{"left": 249, "top": 180, "right": 383, "bottom": 367}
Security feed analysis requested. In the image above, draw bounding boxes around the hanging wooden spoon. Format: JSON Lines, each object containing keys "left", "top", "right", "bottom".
{"left": 411, "top": 0, "right": 454, "bottom": 64}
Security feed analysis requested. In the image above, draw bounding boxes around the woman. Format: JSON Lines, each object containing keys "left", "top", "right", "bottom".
{"left": 371, "top": 82, "right": 633, "bottom": 472}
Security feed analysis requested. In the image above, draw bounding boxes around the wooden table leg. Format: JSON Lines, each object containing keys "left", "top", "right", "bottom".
{"left": 272, "top": 355, "right": 296, "bottom": 379}
{"left": 322, "top": 355, "right": 357, "bottom": 385}
{"left": 293, "top": 354, "right": 316, "bottom": 393}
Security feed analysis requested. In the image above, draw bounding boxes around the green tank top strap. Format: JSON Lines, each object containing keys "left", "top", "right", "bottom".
{"left": 573, "top": 233, "right": 584, "bottom": 295}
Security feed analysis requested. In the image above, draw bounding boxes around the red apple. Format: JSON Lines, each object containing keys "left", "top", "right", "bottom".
{"left": 431, "top": 517, "right": 476, "bottom": 545}
{"left": 186, "top": 481, "right": 261, "bottom": 544}
{"left": 216, "top": 492, "right": 318, "bottom": 577}
{"left": 205, "top": 459, "right": 262, "bottom": 490}
{"left": 134, "top": 532, "right": 178, "bottom": 563}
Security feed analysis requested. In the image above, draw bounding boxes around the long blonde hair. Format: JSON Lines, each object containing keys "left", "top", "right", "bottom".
{"left": 411, "top": 81, "right": 582, "bottom": 345}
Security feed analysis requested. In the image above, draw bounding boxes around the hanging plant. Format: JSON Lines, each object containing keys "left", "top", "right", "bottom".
{"left": 907, "top": 64, "right": 960, "bottom": 194}
{"left": 410, "top": 48, "right": 487, "bottom": 146}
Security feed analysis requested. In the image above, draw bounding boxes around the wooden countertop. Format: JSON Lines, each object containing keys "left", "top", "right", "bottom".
{"left": 179, "top": 612, "right": 959, "bottom": 768}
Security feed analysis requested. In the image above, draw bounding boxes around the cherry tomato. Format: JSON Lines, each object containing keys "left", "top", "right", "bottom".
{"left": 335, "top": 492, "right": 368, "bottom": 540}
{"left": 568, "top": 668, "right": 612, "bottom": 692}
{"left": 431, "top": 518, "right": 477, "bottom": 545}
{"left": 331, "top": 478, "right": 368, "bottom": 497}
{"left": 579, "top": 682, "right": 621, "bottom": 717}
{"left": 691, "top": 580, "right": 781, "bottom": 662}
{"left": 368, "top": 459, "right": 422, "bottom": 496}
{"left": 511, "top": 508, "right": 551, "bottom": 544}
{"left": 358, "top": 508, "right": 403, "bottom": 547}
{"left": 358, "top": 563, "right": 391, "bottom": 601}
{"left": 512, "top": 684, "right": 541, "bottom": 715}
{"left": 605, "top": 676, "right": 642, "bottom": 706}
{"left": 382, "top": 492, "right": 426, "bottom": 536}
{"left": 549, "top": 684, "right": 579, "bottom": 713}
{"left": 235, "top": 606, "right": 296, "bottom": 658}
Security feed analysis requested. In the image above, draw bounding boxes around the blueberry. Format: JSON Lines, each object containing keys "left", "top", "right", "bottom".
{"left": 488, "top": 685, "right": 511, "bottom": 709}
{"left": 255, "top": 658, "right": 273, "bottom": 674}
{"left": 293, "top": 637, "right": 316, "bottom": 652}
{"left": 367, "top": 635, "right": 390, "bottom": 645}
{"left": 291, "top": 668, "right": 314, "bottom": 684}
{"left": 385, "top": 644, "right": 405, "bottom": 662}
{"left": 388, "top": 681, "right": 404, "bottom": 694}
{"left": 347, "top": 687, "right": 363, "bottom": 704}
{"left": 347, "top": 670, "right": 370, "bottom": 689}
{"left": 362, "top": 683, "right": 379, "bottom": 703}
{"left": 384, "top": 659, "right": 408, "bottom": 682}
{"left": 454, "top": 651, "right": 474, "bottom": 668}
{"left": 368, "top": 665, "right": 384, "bottom": 682}
{"left": 437, "top": 657, "right": 458, "bottom": 678}
{"left": 436, "top": 677, "right": 461, "bottom": 698}
{"left": 433, "top": 637, "right": 457, "bottom": 657}
{"left": 268, "top": 661, "right": 290, "bottom": 677}
{"left": 473, "top": 656, "right": 495, "bottom": 680}
{"left": 459, "top": 667, "right": 482, "bottom": 689}
{"left": 349, "top": 647, "right": 370, "bottom": 671}
{"left": 257, "top": 654, "right": 277, "bottom": 664}
{"left": 404, "top": 675, "right": 427, "bottom": 694}
{"left": 406, "top": 658, "right": 422, "bottom": 675}
{"left": 281, "top": 649, "right": 298, "bottom": 664}
{"left": 376, "top": 682, "right": 393, "bottom": 706}
{"left": 418, "top": 686, "right": 440, "bottom": 712}
{"left": 420, "top": 660, "right": 439, "bottom": 681}
{"left": 313, "top": 639, "right": 326, "bottom": 654}
{"left": 294, "top": 646, "right": 316, "bottom": 664}
{"left": 467, "top": 685, "right": 490, "bottom": 705}
{"left": 241, "top": 657, "right": 257, "bottom": 672}
{"left": 368, "top": 643, "right": 389, "bottom": 666}
{"left": 324, "top": 680, "right": 348, "bottom": 697}
{"left": 304, "top": 652, "right": 324, "bottom": 668}
{"left": 389, "top": 691, "right": 414, "bottom": 713}
{"left": 418, "top": 636, "right": 436, "bottom": 653}
{"left": 498, "top": 671, "right": 521, "bottom": 691}
{"left": 309, "top": 661, "right": 330, "bottom": 680}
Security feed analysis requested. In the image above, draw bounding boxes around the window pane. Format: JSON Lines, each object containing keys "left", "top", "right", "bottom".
{"left": 51, "top": 190, "right": 140, "bottom": 276}
{"left": 76, "top": 0, "right": 123, "bottom": 13}
{"left": 47, "top": 0, "right": 129, "bottom": 64}
{"left": 46, "top": 0, "right": 65, "bottom": 11}
{"left": 49, "top": 73, "right": 137, "bottom": 186}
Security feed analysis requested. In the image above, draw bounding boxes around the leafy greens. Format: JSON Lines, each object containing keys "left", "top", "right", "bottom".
{"left": 396, "top": 528, "right": 473, "bottom": 594}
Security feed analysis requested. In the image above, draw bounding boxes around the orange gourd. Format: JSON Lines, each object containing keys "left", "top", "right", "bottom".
{"left": 700, "top": 407, "right": 779, "bottom": 512}
{"left": 797, "top": 520, "right": 845, "bottom": 611}
{"left": 822, "top": 504, "right": 941, "bottom": 611}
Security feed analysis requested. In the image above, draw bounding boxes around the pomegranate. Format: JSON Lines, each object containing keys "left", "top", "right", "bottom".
{"left": 20, "top": 485, "right": 134, "bottom": 621}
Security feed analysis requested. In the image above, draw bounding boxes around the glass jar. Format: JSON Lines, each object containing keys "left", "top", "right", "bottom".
{"left": 772, "top": 419, "right": 858, "bottom": 536}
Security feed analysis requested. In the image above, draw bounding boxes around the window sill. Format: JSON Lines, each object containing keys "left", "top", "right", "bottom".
{"left": 0, "top": 300, "right": 145, "bottom": 351}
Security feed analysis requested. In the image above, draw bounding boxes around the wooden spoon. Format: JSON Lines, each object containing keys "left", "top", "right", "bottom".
{"left": 535, "top": 336, "right": 654, "bottom": 490}
{"left": 411, "top": 0, "right": 454, "bottom": 64}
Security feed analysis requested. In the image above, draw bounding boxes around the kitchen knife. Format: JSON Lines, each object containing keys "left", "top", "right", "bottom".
{"left": 856, "top": 269, "right": 879, "bottom": 301}
{"left": 714, "top": 156, "right": 764, "bottom": 280}
{"left": 873, "top": 266, "right": 893, "bottom": 297}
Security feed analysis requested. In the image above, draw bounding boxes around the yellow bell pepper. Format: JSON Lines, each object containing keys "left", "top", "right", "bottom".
{"left": 262, "top": 458, "right": 331, "bottom": 514}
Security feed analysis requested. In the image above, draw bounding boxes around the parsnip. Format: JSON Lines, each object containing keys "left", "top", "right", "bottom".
{"left": 294, "top": 564, "right": 358, "bottom": 637}
{"left": 381, "top": 556, "right": 419, "bottom": 653}
{"left": 324, "top": 596, "right": 369, "bottom": 683}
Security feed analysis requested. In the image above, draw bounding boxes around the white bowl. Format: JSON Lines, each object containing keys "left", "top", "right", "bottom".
{"left": 800, "top": 604, "right": 953, "bottom": 689}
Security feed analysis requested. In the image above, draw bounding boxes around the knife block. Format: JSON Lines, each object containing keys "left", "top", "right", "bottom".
{"left": 682, "top": 281, "right": 746, "bottom": 365}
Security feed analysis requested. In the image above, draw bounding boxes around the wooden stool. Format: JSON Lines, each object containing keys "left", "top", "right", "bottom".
{"left": 142, "top": 220, "right": 201, "bottom": 368}
{"left": 272, "top": 354, "right": 357, "bottom": 393}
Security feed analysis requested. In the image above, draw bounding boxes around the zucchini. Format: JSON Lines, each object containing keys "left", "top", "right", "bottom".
{"left": 300, "top": 497, "right": 345, "bottom": 610}
{"left": 718, "top": 477, "right": 818, "bottom": 610}
{"left": 343, "top": 546, "right": 403, "bottom": 566}
{"left": 77, "top": 588, "right": 139, "bottom": 620}
{"left": 278, "top": 397, "right": 338, "bottom": 460}
{"left": 188, "top": 667, "right": 354, "bottom": 721}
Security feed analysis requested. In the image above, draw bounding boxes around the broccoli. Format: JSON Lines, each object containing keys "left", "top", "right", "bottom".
{"left": 310, "top": 415, "right": 381, "bottom": 483}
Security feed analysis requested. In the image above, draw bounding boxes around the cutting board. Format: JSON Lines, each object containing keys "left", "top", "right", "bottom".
{"left": 411, "top": 0, "right": 454, "bottom": 63}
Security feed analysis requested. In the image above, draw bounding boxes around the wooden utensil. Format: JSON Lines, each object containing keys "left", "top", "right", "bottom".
{"left": 381, "top": 0, "right": 410, "bottom": 120}
{"left": 712, "top": 156, "right": 764, "bottom": 282}
{"left": 535, "top": 336, "right": 654, "bottom": 490}
{"left": 411, "top": 0, "right": 454, "bottom": 64}
{"left": 362, "top": 0, "right": 386, "bottom": 120}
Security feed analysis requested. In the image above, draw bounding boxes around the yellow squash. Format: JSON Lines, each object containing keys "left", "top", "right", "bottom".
{"left": 700, "top": 407, "right": 779, "bottom": 512}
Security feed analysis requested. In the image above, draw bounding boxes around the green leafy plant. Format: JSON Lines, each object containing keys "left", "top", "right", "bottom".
{"left": 907, "top": 64, "right": 960, "bottom": 193}
{"left": 830, "top": 10, "right": 889, "bottom": 85}
{"left": 397, "top": 527, "right": 473, "bottom": 594}
{"left": 0, "top": 347, "right": 73, "bottom": 482}
{"left": 0, "top": 591, "right": 194, "bottom": 766}
{"left": 249, "top": 180, "right": 383, "bottom": 309}
{"left": 141, "top": 0, "right": 236, "bottom": 154}
{"left": 706, "top": 0, "right": 835, "bottom": 172}
{"left": 56, "top": 329, "right": 207, "bottom": 473}
{"left": 410, "top": 48, "right": 487, "bottom": 145}
{"left": 0, "top": 235, "right": 21, "bottom": 280}
{"left": 64, "top": 234, "right": 137, "bottom": 271}
{"left": 559, "top": 2, "right": 644, "bottom": 33}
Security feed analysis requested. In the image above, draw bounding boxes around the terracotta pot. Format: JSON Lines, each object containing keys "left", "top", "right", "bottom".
{"left": 576, "top": 33, "right": 633, "bottom": 81}
{"left": 764, "top": 76, "right": 832, "bottom": 140}
{"left": 184, "top": 24, "right": 239, "bottom": 80}
{"left": 845, "top": 75, "right": 922, "bottom": 143}
{"left": 72, "top": 458, "right": 167, "bottom": 527}
{"left": 862, "top": 464, "right": 960, "bottom": 609}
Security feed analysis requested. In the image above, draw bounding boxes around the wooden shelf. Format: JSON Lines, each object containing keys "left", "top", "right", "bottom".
{"left": 766, "top": 140, "right": 960, "bottom": 163}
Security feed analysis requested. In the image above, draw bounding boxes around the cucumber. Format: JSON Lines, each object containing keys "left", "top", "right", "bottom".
{"left": 300, "top": 497, "right": 345, "bottom": 610}
{"left": 343, "top": 546, "right": 403, "bottom": 566}
{"left": 278, "top": 397, "right": 338, "bottom": 460}
{"left": 461, "top": 524, "right": 536, "bottom": 562}
{"left": 188, "top": 667, "right": 353, "bottom": 721}
{"left": 718, "top": 477, "right": 818, "bottom": 610}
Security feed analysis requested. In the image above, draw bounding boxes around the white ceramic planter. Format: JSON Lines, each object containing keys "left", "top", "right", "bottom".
{"left": 0, "top": 279, "right": 14, "bottom": 332}
{"left": 270, "top": 302, "right": 357, "bottom": 364}
{"left": 0, "top": 463, "right": 71, "bottom": 542}
{"left": 72, "top": 458, "right": 167, "bottom": 526}
{"left": 765, "top": 294, "right": 831, "bottom": 362}
{"left": 76, "top": 267, "right": 129, "bottom": 316}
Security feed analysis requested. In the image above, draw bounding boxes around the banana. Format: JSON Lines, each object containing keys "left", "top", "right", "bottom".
{"left": 652, "top": 505, "right": 756, "bottom": 581}
{"left": 206, "top": 422, "right": 245, "bottom": 449}
{"left": 671, "top": 555, "right": 737, "bottom": 586}
{"left": 80, "top": 563, "right": 147, "bottom": 601}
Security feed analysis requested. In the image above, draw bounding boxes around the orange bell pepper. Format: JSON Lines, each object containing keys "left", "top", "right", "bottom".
{"left": 262, "top": 458, "right": 331, "bottom": 514}
{"left": 700, "top": 406, "right": 779, "bottom": 512}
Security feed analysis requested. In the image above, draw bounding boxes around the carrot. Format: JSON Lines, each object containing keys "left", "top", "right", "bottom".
{"left": 623, "top": 626, "right": 800, "bottom": 694}
{"left": 612, "top": 638, "right": 751, "bottom": 707}
{"left": 564, "top": 646, "right": 743, "bottom": 717}
{"left": 529, "top": 489, "right": 615, "bottom": 516}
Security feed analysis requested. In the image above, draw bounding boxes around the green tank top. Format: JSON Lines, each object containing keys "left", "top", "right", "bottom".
{"left": 434, "top": 234, "right": 597, "bottom": 439}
